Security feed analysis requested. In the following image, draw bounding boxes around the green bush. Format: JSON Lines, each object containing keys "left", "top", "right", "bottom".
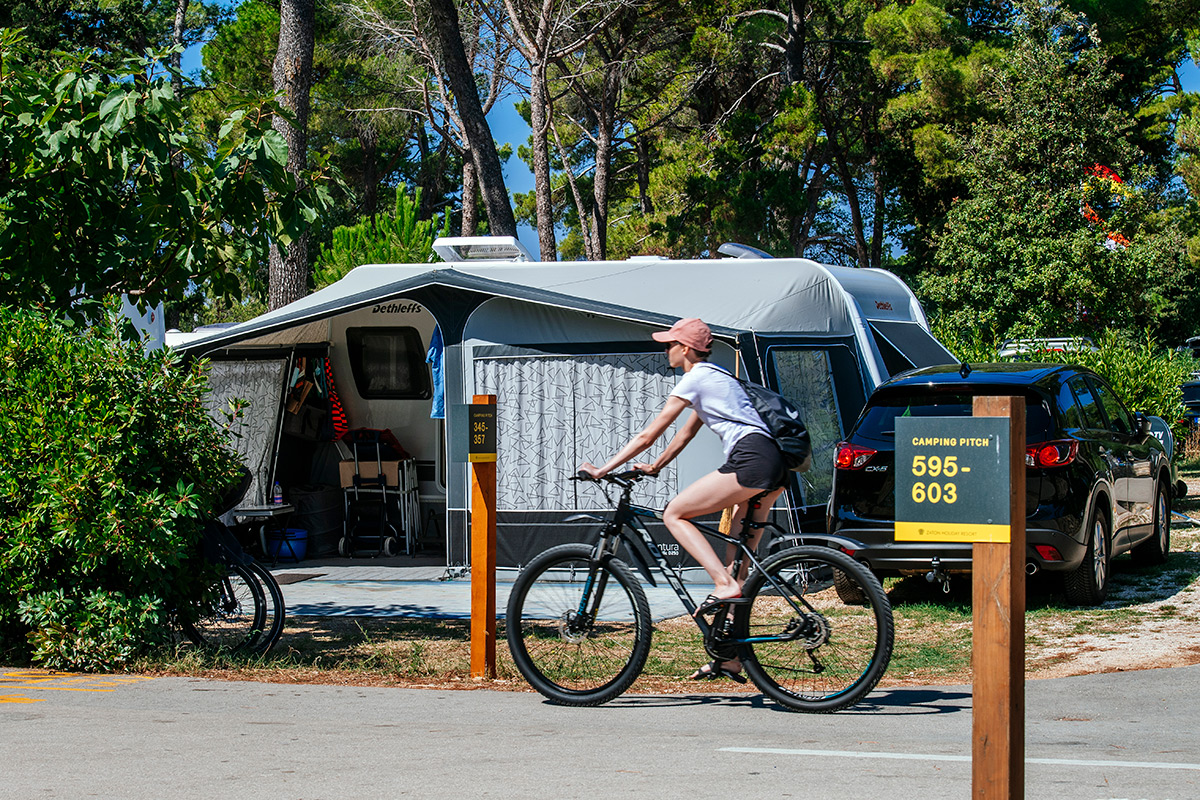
{"left": 932, "top": 320, "right": 1193, "bottom": 450}
{"left": 0, "top": 307, "right": 240, "bottom": 670}
{"left": 929, "top": 319, "right": 1004, "bottom": 365}
{"left": 1024, "top": 329, "right": 1194, "bottom": 442}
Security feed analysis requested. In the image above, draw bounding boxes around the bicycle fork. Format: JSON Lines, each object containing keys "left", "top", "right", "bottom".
{"left": 566, "top": 529, "right": 624, "bottom": 634}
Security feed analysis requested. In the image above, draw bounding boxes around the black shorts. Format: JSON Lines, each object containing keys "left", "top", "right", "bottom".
{"left": 717, "top": 433, "right": 788, "bottom": 491}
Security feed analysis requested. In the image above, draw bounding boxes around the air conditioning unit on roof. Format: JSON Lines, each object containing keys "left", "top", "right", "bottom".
{"left": 432, "top": 236, "right": 534, "bottom": 263}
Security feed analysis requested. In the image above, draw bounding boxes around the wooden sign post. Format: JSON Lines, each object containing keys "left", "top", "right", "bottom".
{"left": 971, "top": 396, "right": 1025, "bottom": 799}
{"left": 894, "top": 398, "right": 1025, "bottom": 799}
{"left": 469, "top": 395, "right": 497, "bottom": 679}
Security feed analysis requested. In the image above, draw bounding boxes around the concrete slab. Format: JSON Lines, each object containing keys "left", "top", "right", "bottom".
{"left": 270, "top": 564, "right": 709, "bottom": 621}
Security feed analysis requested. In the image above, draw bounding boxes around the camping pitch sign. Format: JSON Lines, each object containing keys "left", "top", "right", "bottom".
{"left": 894, "top": 417, "right": 1010, "bottom": 543}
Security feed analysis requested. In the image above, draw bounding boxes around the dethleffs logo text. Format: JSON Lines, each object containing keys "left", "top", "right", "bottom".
{"left": 372, "top": 302, "right": 422, "bottom": 314}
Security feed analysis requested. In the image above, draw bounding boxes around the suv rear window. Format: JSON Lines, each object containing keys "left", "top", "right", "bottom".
{"left": 855, "top": 391, "right": 1053, "bottom": 444}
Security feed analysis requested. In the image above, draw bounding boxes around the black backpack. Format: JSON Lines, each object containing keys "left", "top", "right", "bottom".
{"left": 709, "top": 365, "right": 813, "bottom": 473}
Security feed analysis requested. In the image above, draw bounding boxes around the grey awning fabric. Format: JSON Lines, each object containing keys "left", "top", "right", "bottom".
{"left": 176, "top": 257, "right": 935, "bottom": 358}
{"left": 868, "top": 320, "right": 956, "bottom": 368}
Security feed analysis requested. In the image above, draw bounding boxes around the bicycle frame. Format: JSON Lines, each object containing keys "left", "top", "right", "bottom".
{"left": 571, "top": 476, "right": 819, "bottom": 645}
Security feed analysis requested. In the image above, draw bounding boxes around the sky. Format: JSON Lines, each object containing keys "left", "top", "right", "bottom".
{"left": 183, "top": 41, "right": 1200, "bottom": 263}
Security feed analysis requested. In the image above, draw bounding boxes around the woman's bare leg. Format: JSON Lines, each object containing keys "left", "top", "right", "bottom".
{"left": 663, "top": 470, "right": 767, "bottom": 600}
{"left": 725, "top": 487, "right": 786, "bottom": 580}
{"left": 700, "top": 485, "right": 784, "bottom": 676}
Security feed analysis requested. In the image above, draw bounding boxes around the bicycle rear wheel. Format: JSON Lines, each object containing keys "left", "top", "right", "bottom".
{"left": 181, "top": 563, "right": 267, "bottom": 653}
{"left": 736, "top": 546, "right": 893, "bottom": 712}
{"left": 506, "top": 544, "right": 652, "bottom": 706}
{"left": 243, "top": 560, "right": 286, "bottom": 655}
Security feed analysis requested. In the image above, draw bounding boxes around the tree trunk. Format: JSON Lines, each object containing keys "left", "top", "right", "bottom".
{"left": 171, "top": 0, "right": 188, "bottom": 97}
{"left": 591, "top": 117, "right": 613, "bottom": 260}
{"left": 427, "top": 0, "right": 517, "bottom": 238}
{"left": 169, "top": 0, "right": 188, "bottom": 175}
{"left": 551, "top": 120, "right": 595, "bottom": 259}
{"left": 461, "top": 154, "right": 478, "bottom": 235}
{"left": 870, "top": 153, "right": 884, "bottom": 269}
{"left": 269, "top": 0, "right": 316, "bottom": 311}
{"left": 528, "top": 65, "right": 557, "bottom": 259}
{"left": 357, "top": 121, "right": 380, "bottom": 219}
{"left": 791, "top": 161, "right": 827, "bottom": 256}
{"left": 783, "top": 0, "right": 807, "bottom": 85}
{"left": 635, "top": 130, "right": 654, "bottom": 215}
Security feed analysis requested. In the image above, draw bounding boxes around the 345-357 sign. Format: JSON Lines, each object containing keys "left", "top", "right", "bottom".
{"left": 894, "top": 416, "right": 1011, "bottom": 543}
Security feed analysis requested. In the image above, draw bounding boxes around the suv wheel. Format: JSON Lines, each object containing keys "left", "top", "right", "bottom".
{"left": 1131, "top": 482, "right": 1170, "bottom": 566}
{"left": 1064, "top": 506, "right": 1111, "bottom": 606}
{"left": 834, "top": 568, "right": 868, "bottom": 605}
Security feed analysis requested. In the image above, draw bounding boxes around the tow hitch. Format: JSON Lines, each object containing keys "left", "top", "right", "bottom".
{"left": 925, "top": 557, "right": 951, "bottom": 594}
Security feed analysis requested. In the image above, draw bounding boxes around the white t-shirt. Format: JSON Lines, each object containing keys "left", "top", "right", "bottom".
{"left": 670, "top": 363, "right": 768, "bottom": 458}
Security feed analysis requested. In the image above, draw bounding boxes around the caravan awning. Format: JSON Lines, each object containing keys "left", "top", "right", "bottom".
{"left": 868, "top": 320, "right": 956, "bottom": 369}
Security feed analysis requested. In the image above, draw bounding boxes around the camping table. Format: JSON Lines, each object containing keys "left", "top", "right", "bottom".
{"left": 233, "top": 503, "right": 295, "bottom": 560}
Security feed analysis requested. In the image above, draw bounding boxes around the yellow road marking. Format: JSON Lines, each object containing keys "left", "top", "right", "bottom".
{"left": 0, "top": 670, "right": 151, "bottom": 702}
{"left": 0, "top": 694, "right": 46, "bottom": 704}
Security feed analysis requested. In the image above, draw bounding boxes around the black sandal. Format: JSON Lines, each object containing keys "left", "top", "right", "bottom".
{"left": 693, "top": 593, "right": 750, "bottom": 617}
{"left": 689, "top": 659, "right": 747, "bottom": 684}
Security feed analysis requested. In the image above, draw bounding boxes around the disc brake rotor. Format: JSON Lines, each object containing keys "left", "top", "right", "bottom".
{"left": 556, "top": 611, "right": 590, "bottom": 644}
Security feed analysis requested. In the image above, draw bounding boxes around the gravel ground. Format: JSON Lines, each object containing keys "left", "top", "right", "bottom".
{"left": 1026, "top": 481, "right": 1200, "bottom": 680}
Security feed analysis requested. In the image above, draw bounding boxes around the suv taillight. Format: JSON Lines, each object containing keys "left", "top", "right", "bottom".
{"left": 836, "top": 441, "right": 878, "bottom": 470}
{"left": 1025, "top": 440, "right": 1079, "bottom": 468}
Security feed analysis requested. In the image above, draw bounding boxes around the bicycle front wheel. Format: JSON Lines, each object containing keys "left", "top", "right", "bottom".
{"left": 181, "top": 563, "right": 267, "bottom": 653}
{"left": 506, "top": 544, "right": 652, "bottom": 706}
{"left": 244, "top": 560, "right": 286, "bottom": 655}
{"left": 736, "top": 546, "right": 893, "bottom": 712}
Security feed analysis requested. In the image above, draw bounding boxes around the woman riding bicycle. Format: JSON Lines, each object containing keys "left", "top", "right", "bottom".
{"left": 578, "top": 317, "right": 787, "bottom": 682}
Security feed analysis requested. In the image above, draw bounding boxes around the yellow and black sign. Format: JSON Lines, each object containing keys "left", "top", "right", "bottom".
{"left": 468, "top": 404, "right": 497, "bottom": 463}
{"left": 894, "top": 416, "right": 1010, "bottom": 543}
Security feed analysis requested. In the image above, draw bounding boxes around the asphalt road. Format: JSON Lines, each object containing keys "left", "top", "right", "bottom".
{"left": 3, "top": 665, "right": 1199, "bottom": 799}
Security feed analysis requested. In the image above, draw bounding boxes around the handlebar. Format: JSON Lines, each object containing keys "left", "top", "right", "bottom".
{"left": 571, "top": 469, "right": 652, "bottom": 487}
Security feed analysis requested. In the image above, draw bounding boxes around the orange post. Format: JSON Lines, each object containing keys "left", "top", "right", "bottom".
{"left": 469, "top": 394, "right": 497, "bottom": 679}
{"left": 971, "top": 396, "right": 1026, "bottom": 799}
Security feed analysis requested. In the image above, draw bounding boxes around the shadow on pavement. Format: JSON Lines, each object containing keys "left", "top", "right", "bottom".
{"left": 576, "top": 686, "right": 971, "bottom": 715}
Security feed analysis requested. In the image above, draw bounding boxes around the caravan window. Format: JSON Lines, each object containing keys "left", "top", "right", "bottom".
{"left": 346, "top": 327, "right": 431, "bottom": 399}
{"left": 767, "top": 347, "right": 844, "bottom": 506}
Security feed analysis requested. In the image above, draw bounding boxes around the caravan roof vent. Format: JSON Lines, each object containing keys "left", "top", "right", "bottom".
{"left": 717, "top": 242, "right": 773, "bottom": 259}
{"left": 433, "top": 236, "right": 534, "bottom": 263}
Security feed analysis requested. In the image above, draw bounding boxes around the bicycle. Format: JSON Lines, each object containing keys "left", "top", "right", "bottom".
{"left": 178, "top": 472, "right": 286, "bottom": 656}
{"left": 505, "top": 471, "right": 894, "bottom": 712}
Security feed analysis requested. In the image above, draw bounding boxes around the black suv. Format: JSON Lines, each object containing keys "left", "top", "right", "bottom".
{"left": 828, "top": 363, "right": 1172, "bottom": 605}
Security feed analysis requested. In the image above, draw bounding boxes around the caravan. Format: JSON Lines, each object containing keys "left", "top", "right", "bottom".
{"left": 177, "top": 238, "right": 954, "bottom": 567}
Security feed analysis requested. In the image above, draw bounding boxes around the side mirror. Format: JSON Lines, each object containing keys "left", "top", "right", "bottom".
{"left": 1133, "top": 412, "right": 1151, "bottom": 437}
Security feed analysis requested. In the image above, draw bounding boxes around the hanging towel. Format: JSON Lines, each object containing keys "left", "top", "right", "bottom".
{"left": 426, "top": 324, "right": 445, "bottom": 419}
{"left": 323, "top": 356, "right": 350, "bottom": 438}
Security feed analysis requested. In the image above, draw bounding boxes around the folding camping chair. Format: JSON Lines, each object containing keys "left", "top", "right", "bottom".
{"left": 340, "top": 430, "right": 402, "bottom": 558}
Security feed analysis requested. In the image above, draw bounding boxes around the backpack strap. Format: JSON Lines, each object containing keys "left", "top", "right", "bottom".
{"left": 690, "top": 363, "right": 774, "bottom": 439}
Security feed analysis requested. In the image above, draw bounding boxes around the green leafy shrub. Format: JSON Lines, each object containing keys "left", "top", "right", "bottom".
{"left": 932, "top": 320, "right": 1192, "bottom": 450}
{"left": 930, "top": 319, "right": 1003, "bottom": 365}
{"left": 312, "top": 185, "right": 450, "bottom": 290}
{"left": 0, "top": 307, "right": 240, "bottom": 669}
{"left": 1020, "top": 329, "right": 1193, "bottom": 441}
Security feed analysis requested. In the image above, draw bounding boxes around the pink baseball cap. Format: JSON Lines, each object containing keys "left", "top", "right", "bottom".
{"left": 651, "top": 318, "right": 713, "bottom": 352}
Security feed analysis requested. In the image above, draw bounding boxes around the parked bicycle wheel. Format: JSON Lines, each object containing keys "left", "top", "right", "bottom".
{"left": 181, "top": 562, "right": 267, "bottom": 653}
{"left": 243, "top": 560, "right": 286, "bottom": 655}
{"left": 735, "top": 546, "right": 893, "bottom": 713}
{"left": 506, "top": 544, "right": 652, "bottom": 706}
